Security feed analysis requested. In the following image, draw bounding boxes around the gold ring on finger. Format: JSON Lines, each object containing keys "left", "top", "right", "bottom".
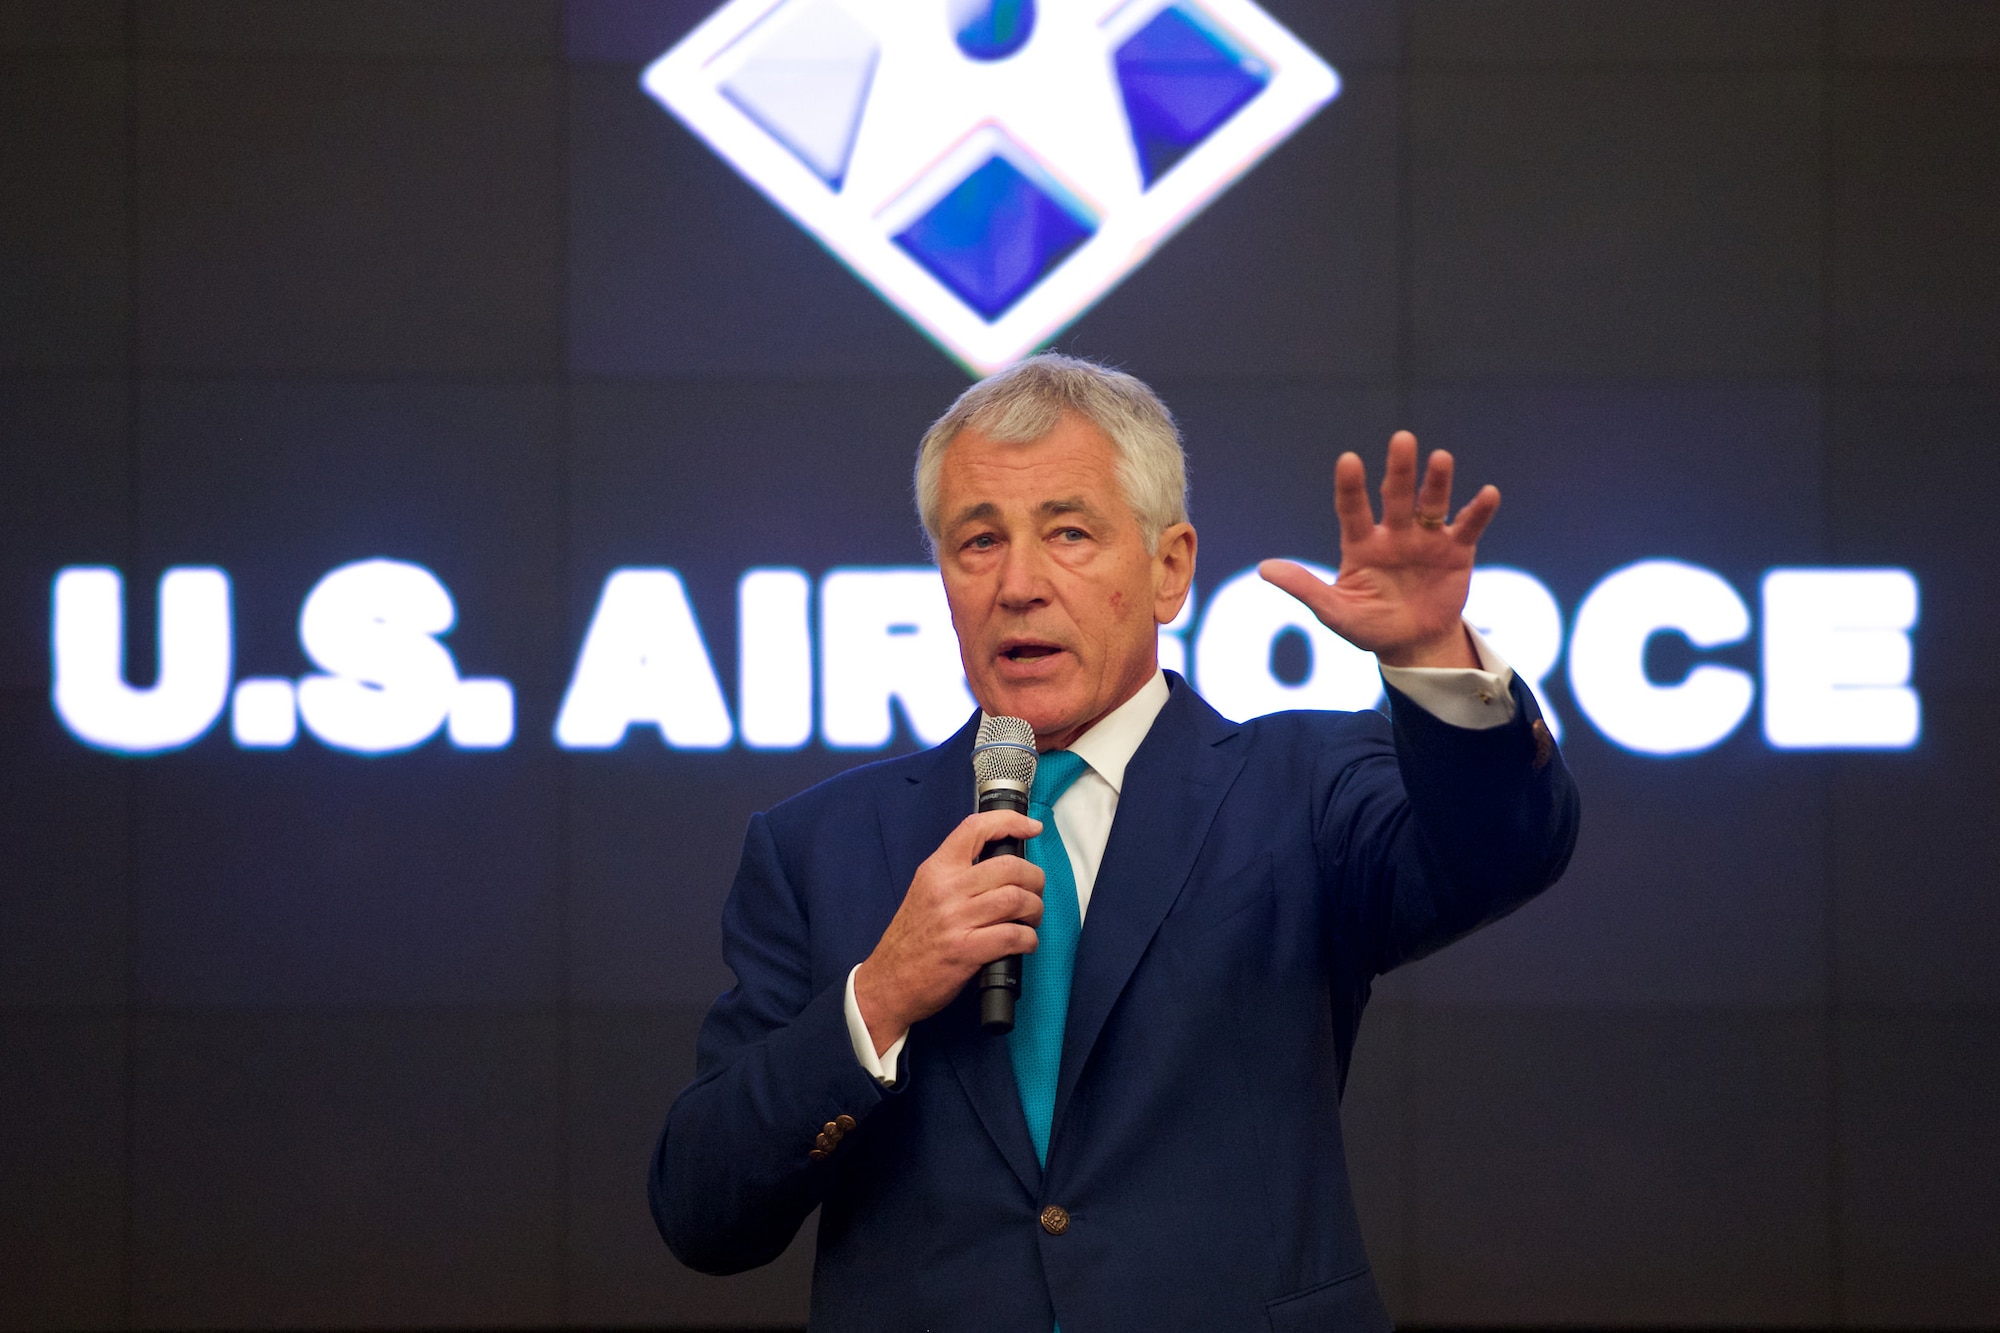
{"left": 1414, "top": 511, "right": 1446, "bottom": 530}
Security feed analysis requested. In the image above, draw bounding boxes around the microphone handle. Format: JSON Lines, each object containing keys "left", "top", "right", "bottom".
{"left": 974, "top": 786, "right": 1031, "bottom": 1034}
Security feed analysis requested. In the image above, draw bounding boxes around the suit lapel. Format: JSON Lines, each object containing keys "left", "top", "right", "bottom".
{"left": 1051, "top": 680, "right": 1245, "bottom": 1140}
{"left": 877, "top": 714, "right": 1045, "bottom": 1197}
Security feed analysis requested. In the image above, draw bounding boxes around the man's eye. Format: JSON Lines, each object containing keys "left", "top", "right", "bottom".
{"left": 966, "top": 534, "right": 997, "bottom": 550}
{"left": 1056, "top": 528, "right": 1086, "bottom": 542}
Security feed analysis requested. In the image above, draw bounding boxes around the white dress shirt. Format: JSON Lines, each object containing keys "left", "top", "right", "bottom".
{"left": 843, "top": 625, "right": 1518, "bottom": 1084}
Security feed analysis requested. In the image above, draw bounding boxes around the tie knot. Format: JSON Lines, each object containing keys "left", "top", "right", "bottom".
{"left": 1029, "top": 749, "right": 1089, "bottom": 810}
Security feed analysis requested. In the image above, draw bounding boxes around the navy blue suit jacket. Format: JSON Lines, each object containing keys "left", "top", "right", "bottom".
{"left": 652, "top": 672, "right": 1579, "bottom": 1330}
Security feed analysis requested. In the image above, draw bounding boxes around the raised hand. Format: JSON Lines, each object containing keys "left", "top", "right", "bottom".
{"left": 1258, "top": 431, "right": 1499, "bottom": 669}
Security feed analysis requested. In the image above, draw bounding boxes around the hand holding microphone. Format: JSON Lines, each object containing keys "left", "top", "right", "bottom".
{"left": 849, "top": 718, "right": 1044, "bottom": 1056}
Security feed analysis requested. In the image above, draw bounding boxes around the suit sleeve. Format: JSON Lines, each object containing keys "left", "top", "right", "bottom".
{"left": 648, "top": 810, "right": 902, "bottom": 1274}
{"left": 1317, "top": 673, "right": 1581, "bottom": 977}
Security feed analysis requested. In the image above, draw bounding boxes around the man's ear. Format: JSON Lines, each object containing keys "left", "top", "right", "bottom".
{"left": 1152, "top": 522, "right": 1197, "bottom": 624}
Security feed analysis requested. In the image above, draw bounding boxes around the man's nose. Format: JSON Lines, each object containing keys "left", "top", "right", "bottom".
{"left": 996, "top": 540, "right": 1049, "bottom": 608}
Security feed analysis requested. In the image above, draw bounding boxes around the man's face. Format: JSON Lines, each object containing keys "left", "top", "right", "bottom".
{"left": 935, "top": 413, "right": 1195, "bottom": 750}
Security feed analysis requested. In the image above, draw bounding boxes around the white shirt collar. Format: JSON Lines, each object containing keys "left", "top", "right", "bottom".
{"left": 1060, "top": 669, "right": 1170, "bottom": 796}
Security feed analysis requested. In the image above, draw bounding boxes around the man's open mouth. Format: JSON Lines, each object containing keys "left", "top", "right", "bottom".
{"left": 1001, "top": 642, "right": 1062, "bottom": 662}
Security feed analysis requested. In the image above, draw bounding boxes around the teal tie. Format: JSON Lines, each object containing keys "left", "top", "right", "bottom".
{"left": 1009, "top": 748, "right": 1090, "bottom": 1168}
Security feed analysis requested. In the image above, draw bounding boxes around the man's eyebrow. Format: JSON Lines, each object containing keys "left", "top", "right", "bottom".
{"left": 945, "top": 496, "right": 1110, "bottom": 530}
{"left": 944, "top": 500, "right": 999, "bottom": 531}
{"left": 1039, "top": 496, "right": 1105, "bottom": 521}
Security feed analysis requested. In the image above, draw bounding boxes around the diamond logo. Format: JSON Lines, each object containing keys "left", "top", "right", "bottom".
{"left": 644, "top": 0, "right": 1338, "bottom": 374}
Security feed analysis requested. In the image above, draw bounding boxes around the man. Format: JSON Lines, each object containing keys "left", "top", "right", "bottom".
{"left": 651, "top": 356, "right": 1579, "bottom": 1330}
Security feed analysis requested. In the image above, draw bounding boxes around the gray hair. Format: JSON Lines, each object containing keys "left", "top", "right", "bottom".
{"left": 915, "top": 354, "right": 1190, "bottom": 556}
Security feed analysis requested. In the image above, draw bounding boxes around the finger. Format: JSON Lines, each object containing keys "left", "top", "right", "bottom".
{"left": 944, "top": 810, "right": 1044, "bottom": 862}
{"left": 965, "top": 885, "right": 1045, "bottom": 930}
{"left": 969, "top": 923, "right": 1039, "bottom": 961}
{"left": 1258, "top": 558, "right": 1335, "bottom": 615}
{"left": 1259, "top": 559, "right": 1355, "bottom": 638}
{"left": 1448, "top": 483, "right": 1502, "bottom": 546}
{"left": 1332, "top": 450, "right": 1374, "bottom": 544}
{"left": 963, "top": 855, "right": 1045, "bottom": 899}
{"left": 1379, "top": 431, "right": 1419, "bottom": 529}
{"left": 1416, "top": 448, "right": 1455, "bottom": 521}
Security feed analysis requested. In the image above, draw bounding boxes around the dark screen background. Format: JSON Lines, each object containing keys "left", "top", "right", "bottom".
{"left": 2, "top": 1, "right": 1997, "bottom": 1327}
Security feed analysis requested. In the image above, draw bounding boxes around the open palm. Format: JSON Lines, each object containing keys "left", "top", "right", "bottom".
{"left": 1259, "top": 431, "right": 1499, "bottom": 670}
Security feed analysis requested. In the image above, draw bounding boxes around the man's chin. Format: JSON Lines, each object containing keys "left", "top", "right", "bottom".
{"left": 973, "top": 676, "right": 1084, "bottom": 740}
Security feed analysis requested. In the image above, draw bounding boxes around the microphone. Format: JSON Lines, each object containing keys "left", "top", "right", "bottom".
{"left": 971, "top": 715, "right": 1037, "bottom": 1034}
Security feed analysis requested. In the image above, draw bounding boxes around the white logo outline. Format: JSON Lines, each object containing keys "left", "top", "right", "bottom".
{"left": 643, "top": 0, "right": 1339, "bottom": 374}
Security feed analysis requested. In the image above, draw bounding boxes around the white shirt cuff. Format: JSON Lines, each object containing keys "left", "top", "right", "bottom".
{"left": 844, "top": 964, "right": 906, "bottom": 1087}
{"left": 1377, "top": 623, "right": 1518, "bottom": 731}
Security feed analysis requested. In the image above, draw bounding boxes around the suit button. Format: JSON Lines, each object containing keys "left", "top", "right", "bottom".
{"left": 1531, "top": 718, "right": 1554, "bottom": 771}
{"left": 834, "top": 1114, "right": 856, "bottom": 1132}
{"left": 814, "top": 1132, "right": 831, "bottom": 1150}
{"left": 1039, "top": 1205, "right": 1070, "bottom": 1236}
{"left": 808, "top": 1148, "right": 829, "bottom": 1162}
{"left": 822, "top": 1120, "right": 841, "bottom": 1140}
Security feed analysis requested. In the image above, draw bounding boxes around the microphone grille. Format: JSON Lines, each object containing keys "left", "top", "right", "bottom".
{"left": 972, "top": 715, "right": 1038, "bottom": 787}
